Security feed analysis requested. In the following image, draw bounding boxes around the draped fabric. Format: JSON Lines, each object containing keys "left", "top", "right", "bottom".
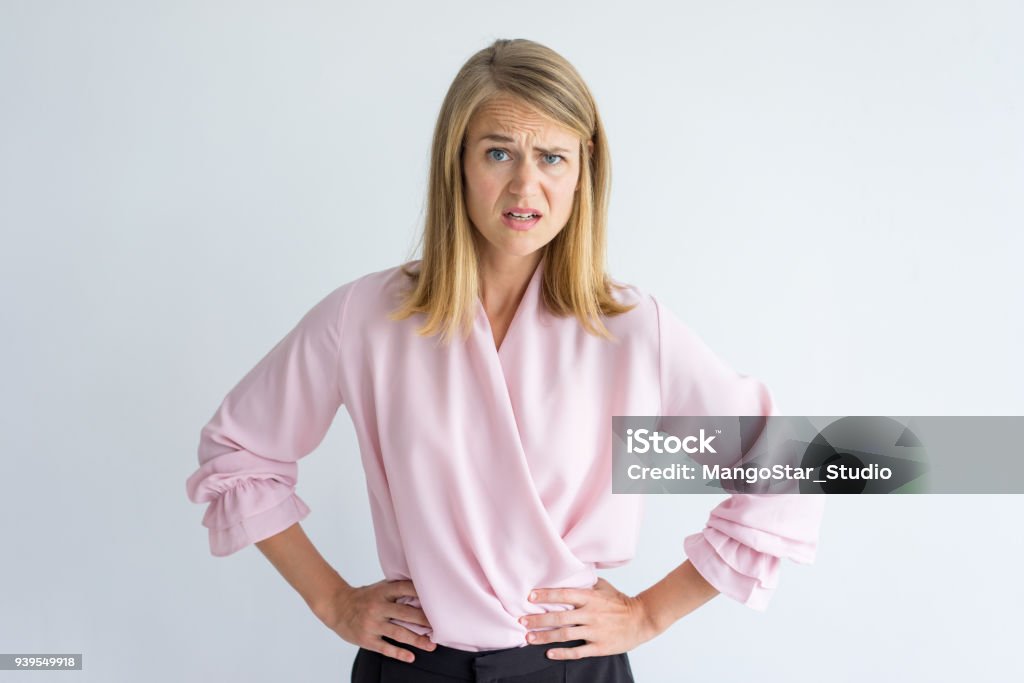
{"left": 186, "top": 254, "right": 824, "bottom": 650}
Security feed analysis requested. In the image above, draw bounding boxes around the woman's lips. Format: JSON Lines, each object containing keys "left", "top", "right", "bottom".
{"left": 502, "top": 207, "right": 542, "bottom": 231}
{"left": 501, "top": 211, "right": 541, "bottom": 231}
{"left": 504, "top": 206, "right": 542, "bottom": 218}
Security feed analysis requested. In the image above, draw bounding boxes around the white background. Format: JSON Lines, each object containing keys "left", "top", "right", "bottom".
{"left": 1, "top": 1, "right": 1022, "bottom": 681}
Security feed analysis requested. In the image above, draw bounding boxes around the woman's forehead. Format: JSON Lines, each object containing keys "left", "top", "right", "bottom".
{"left": 467, "top": 94, "right": 578, "bottom": 146}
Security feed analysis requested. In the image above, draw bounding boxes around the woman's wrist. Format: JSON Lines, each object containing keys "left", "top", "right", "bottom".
{"left": 310, "top": 579, "right": 355, "bottom": 624}
{"left": 634, "top": 560, "right": 721, "bottom": 635}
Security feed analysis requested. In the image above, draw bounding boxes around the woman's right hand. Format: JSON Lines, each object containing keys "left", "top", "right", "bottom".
{"left": 315, "top": 579, "right": 437, "bottom": 663}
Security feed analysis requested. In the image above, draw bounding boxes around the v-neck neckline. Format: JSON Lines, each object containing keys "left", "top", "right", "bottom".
{"left": 477, "top": 254, "right": 545, "bottom": 357}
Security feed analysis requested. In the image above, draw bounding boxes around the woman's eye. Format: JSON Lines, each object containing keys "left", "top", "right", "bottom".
{"left": 487, "top": 149, "right": 509, "bottom": 162}
{"left": 543, "top": 154, "right": 564, "bottom": 165}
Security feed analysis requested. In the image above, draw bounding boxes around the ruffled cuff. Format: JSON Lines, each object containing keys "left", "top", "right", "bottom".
{"left": 683, "top": 528, "right": 781, "bottom": 611}
{"left": 199, "top": 479, "right": 311, "bottom": 557}
{"left": 683, "top": 491, "right": 825, "bottom": 610}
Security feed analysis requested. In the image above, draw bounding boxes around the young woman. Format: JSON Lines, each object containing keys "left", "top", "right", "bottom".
{"left": 185, "top": 38, "right": 824, "bottom": 683}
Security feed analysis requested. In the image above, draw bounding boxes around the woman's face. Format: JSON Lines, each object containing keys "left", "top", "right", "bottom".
{"left": 462, "top": 94, "right": 588, "bottom": 263}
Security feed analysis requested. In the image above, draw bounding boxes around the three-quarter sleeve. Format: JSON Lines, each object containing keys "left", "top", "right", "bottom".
{"left": 652, "top": 294, "right": 825, "bottom": 611}
{"left": 185, "top": 280, "right": 356, "bottom": 557}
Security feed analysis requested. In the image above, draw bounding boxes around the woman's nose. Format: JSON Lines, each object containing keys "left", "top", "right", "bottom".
{"left": 508, "top": 160, "right": 540, "bottom": 196}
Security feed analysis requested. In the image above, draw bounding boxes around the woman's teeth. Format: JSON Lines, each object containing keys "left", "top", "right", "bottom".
{"left": 507, "top": 212, "right": 538, "bottom": 220}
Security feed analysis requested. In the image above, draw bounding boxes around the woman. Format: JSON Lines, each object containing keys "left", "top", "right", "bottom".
{"left": 185, "top": 38, "right": 824, "bottom": 682}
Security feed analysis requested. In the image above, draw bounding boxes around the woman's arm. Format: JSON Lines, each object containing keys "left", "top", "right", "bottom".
{"left": 654, "top": 295, "right": 825, "bottom": 611}
{"left": 254, "top": 522, "right": 350, "bottom": 619}
{"left": 184, "top": 283, "right": 356, "bottom": 557}
{"left": 255, "top": 522, "right": 437, "bottom": 663}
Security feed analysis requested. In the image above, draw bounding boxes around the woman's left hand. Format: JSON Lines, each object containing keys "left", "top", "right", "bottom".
{"left": 518, "top": 577, "right": 659, "bottom": 660}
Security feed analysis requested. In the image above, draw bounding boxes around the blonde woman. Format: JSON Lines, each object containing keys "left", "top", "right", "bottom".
{"left": 186, "top": 38, "right": 824, "bottom": 682}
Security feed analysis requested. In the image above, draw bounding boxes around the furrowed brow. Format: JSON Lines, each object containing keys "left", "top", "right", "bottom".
{"left": 478, "top": 133, "right": 572, "bottom": 155}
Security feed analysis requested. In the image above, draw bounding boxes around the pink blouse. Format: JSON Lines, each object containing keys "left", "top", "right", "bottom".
{"left": 185, "top": 254, "right": 824, "bottom": 651}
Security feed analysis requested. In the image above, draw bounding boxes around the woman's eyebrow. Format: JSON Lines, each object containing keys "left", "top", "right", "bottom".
{"left": 477, "top": 133, "right": 571, "bottom": 155}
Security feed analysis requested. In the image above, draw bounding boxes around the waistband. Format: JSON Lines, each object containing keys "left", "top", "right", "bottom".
{"left": 381, "top": 635, "right": 587, "bottom": 680}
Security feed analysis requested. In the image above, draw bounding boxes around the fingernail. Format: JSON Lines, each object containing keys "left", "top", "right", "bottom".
{"left": 529, "top": 591, "right": 537, "bottom": 601}
{"left": 519, "top": 617, "right": 527, "bottom": 626}
{"left": 527, "top": 633, "right": 535, "bottom": 642}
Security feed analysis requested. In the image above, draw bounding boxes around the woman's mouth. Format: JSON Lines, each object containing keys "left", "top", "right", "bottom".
{"left": 501, "top": 208, "right": 542, "bottom": 231}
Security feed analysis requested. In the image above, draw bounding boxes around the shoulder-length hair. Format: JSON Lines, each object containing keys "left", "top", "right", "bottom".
{"left": 390, "top": 38, "right": 636, "bottom": 344}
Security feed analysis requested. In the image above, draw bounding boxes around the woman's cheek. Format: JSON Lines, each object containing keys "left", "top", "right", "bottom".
{"left": 557, "top": 177, "right": 577, "bottom": 206}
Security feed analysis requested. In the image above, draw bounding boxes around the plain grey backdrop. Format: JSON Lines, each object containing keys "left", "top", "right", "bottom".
{"left": 1, "top": 1, "right": 1022, "bottom": 681}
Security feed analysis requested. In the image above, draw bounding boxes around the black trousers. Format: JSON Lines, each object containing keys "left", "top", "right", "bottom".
{"left": 351, "top": 636, "right": 635, "bottom": 682}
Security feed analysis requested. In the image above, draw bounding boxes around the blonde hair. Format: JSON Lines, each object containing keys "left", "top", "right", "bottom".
{"left": 390, "top": 38, "right": 636, "bottom": 344}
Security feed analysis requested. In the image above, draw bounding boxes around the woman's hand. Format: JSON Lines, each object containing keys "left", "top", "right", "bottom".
{"left": 314, "top": 579, "right": 437, "bottom": 663}
{"left": 518, "top": 577, "right": 660, "bottom": 660}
